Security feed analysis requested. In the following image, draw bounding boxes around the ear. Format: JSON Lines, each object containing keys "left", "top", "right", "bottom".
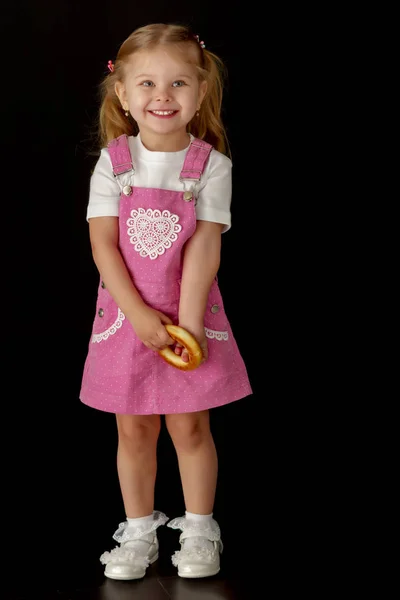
{"left": 115, "top": 81, "right": 127, "bottom": 107}
{"left": 198, "top": 80, "right": 208, "bottom": 106}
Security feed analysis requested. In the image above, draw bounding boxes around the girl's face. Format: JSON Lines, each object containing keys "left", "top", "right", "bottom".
{"left": 116, "top": 45, "right": 207, "bottom": 149}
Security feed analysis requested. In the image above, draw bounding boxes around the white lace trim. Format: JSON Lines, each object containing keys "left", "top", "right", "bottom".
{"left": 100, "top": 511, "right": 168, "bottom": 567}
{"left": 167, "top": 516, "right": 222, "bottom": 543}
{"left": 127, "top": 207, "right": 182, "bottom": 260}
{"left": 91, "top": 315, "right": 227, "bottom": 344}
{"left": 100, "top": 545, "right": 150, "bottom": 567}
{"left": 113, "top": 511, "right": 169, "bottom": 543}
{"left": 171, "top": 544, "right": 219, "bottom": 567}
{"left": 168, "top": 516, "right": 222, "bottom": 567}
{"left": 205, "top": 328, "right": 228, "bottom": 341}
{"left": 91, "top": 308, "right": 125, "bottom": 343}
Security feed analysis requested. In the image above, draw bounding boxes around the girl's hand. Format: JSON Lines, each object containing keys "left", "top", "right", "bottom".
{"left": 131, "top": 307, "right": 175, "bottom": 352}
{"left": 174, "top": 323, "right": 208, "bottom": 364}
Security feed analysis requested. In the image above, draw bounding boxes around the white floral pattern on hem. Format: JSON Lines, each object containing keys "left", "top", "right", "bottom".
{"left": 91, "top": 308, "right": 125, "bottom": 343}
{"left": 127, "top": 207, "right": 182, "bottom": 260}
{"left": 205, "top": 328, "right": 229, "bottom": 341}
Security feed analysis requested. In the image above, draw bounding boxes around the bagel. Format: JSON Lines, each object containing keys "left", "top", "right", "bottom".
{"left": 157, "top": 325, "right": 203, "bottom": 371}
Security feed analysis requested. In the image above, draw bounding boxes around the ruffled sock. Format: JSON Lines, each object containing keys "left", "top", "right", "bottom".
{"left": 125, "top": 514, "right": 156, "bottom": 552}
{"left": 183, "top": 511, "right": 214, "bottom": 551}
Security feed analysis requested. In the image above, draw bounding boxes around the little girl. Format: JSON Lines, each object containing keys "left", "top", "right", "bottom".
{"left": 80, "top": 22, "right": 252, "bottom": 580}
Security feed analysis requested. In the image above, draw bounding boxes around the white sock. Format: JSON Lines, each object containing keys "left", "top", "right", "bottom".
{"left": 125, "top": 513, "right": 155, "bottom": 550}
{"left": 185, "top": 511, "right": 213, "bottom": 522}
{"left": 127, "top": 513, "right": 154, "bottom": 528}
{"left": 184, "top": 511, "right": 214, "bottom": 551}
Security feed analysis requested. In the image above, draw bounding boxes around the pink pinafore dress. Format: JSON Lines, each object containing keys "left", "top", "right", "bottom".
{"left": 80, "top": 135, "right": 252, "bottom": 414}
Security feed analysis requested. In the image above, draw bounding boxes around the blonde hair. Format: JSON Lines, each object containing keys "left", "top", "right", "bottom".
{"left": 97, "top": 23, "right": 230, "bottom": 156}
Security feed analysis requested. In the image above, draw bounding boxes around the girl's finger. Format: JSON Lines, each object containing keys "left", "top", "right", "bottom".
{"left": 181, "top": 349, "right": 189, "bottom": 363}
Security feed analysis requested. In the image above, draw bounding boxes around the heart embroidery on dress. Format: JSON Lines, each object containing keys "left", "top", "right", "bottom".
{"left": 126, "top": 208, "right": 182, "bottom": 259}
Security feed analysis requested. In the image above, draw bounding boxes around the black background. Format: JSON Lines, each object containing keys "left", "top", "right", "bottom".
{"left": 2, "top": 0, "right": 316, "bottom": 594}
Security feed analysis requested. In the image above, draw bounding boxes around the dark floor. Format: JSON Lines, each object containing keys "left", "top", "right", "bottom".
{"left": 5, "top": 527, "right": 250, "bottom": 600}
{"left": 6, "top": 569, "right": 248, "bottom": 600}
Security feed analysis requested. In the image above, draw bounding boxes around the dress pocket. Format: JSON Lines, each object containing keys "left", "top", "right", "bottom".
{"left": 204, "top": 284, "right": 229, "bottom": 341}
{"left": 91, "top": 283, "right": 125, "bottom": 344}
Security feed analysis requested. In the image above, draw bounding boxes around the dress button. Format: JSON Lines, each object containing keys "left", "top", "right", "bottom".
{"left": 123, "top": 185, "right": 133, "bottom": 196}
{"left": 183, "top": 191, "right": 193, "bottom": 202}
{"left": 98, "top": 308, "right": 104, "bottom": 317}
{"left": 211, "top": 304, "right": 219, "bottom": 314}
{"left": 101, "top": 281, "right": 106, "bottom": 289}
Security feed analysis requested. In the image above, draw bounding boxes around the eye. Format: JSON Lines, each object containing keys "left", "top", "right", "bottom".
{"left": 172, "top": 80, "right": 187, "bottom": 87}
{"left": 141, "top": 81, "right": 154, "bottom": 87}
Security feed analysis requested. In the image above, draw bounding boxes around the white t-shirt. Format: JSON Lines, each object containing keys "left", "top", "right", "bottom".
{"left": 87, "top": 133, "right": 232, "bottom": 232}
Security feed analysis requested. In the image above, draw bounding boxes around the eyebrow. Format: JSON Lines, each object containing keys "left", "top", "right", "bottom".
{"left": 134, "top": 73, "right": 193, "bottom": 80}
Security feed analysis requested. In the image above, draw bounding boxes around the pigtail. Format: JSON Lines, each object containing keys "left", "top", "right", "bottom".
{"left": 98, "top": 70, "right": 137, "bottom": 148}
{"left": 188, "top": 50, "right": 230, "bottom": 158}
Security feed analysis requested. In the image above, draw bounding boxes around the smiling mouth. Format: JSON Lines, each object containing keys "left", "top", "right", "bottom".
{"left": 149, "top": 110, "right": 178, "bottom": 117}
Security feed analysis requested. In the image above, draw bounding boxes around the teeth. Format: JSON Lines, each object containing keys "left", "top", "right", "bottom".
{"left": 151, "top": 110, "right": 175, "bottom": 115}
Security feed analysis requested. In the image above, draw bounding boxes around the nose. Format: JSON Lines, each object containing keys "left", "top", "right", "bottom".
{"left": 156, "top": 95, "right": 171, "bottom": 103}
{"left": 155, "top": 87, "right": 172, "bottom": 102}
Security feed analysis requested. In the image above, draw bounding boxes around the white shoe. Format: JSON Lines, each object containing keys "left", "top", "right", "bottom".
{"left": 168, "top": 516, "right": 223, "bottom": 578}
{"left": 100, "top": 511, "right": 168, "bottom": 580}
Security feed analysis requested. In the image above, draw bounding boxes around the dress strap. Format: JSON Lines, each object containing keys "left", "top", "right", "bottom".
{"left": 179, "top": 138, "right": 213, "bottom": 181}
{"left": 107, "top": 134, "right": 135, "bottom": 176}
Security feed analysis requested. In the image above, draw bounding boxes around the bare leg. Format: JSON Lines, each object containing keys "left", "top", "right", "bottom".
{"left": 165, "top": 410, "right": 217, "bottom": 514}
{"left": 116, "top": 414, "right": 161, "bottom": 518}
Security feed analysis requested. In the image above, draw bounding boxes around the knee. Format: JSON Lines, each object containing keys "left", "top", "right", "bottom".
{"left": 166, "top": 413, "right": 210, "bottom": 452}
{"left": 117, "top": 415, "right": 161, "bottom": 452}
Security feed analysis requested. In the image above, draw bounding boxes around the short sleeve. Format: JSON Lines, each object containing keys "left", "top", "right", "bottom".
{"left": 196, "top": 151, "right": 232, "bottom": 233}
{"left": 86, "top": 148, "right": 120, "bottom": 220}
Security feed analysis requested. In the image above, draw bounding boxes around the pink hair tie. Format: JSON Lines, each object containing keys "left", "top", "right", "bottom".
{"left": 107, "top": 60, "right": 115, "bottom": 73}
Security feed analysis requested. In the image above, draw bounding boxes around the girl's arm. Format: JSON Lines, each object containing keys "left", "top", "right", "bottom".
{"left": 89, "top": 216, "right": 174, "bottom": 351}
{"left": 89, "top": 217, "right": 146, "bottom": 320}
{"left": 178, "top": 220, "right": 224, "bottom": 354}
